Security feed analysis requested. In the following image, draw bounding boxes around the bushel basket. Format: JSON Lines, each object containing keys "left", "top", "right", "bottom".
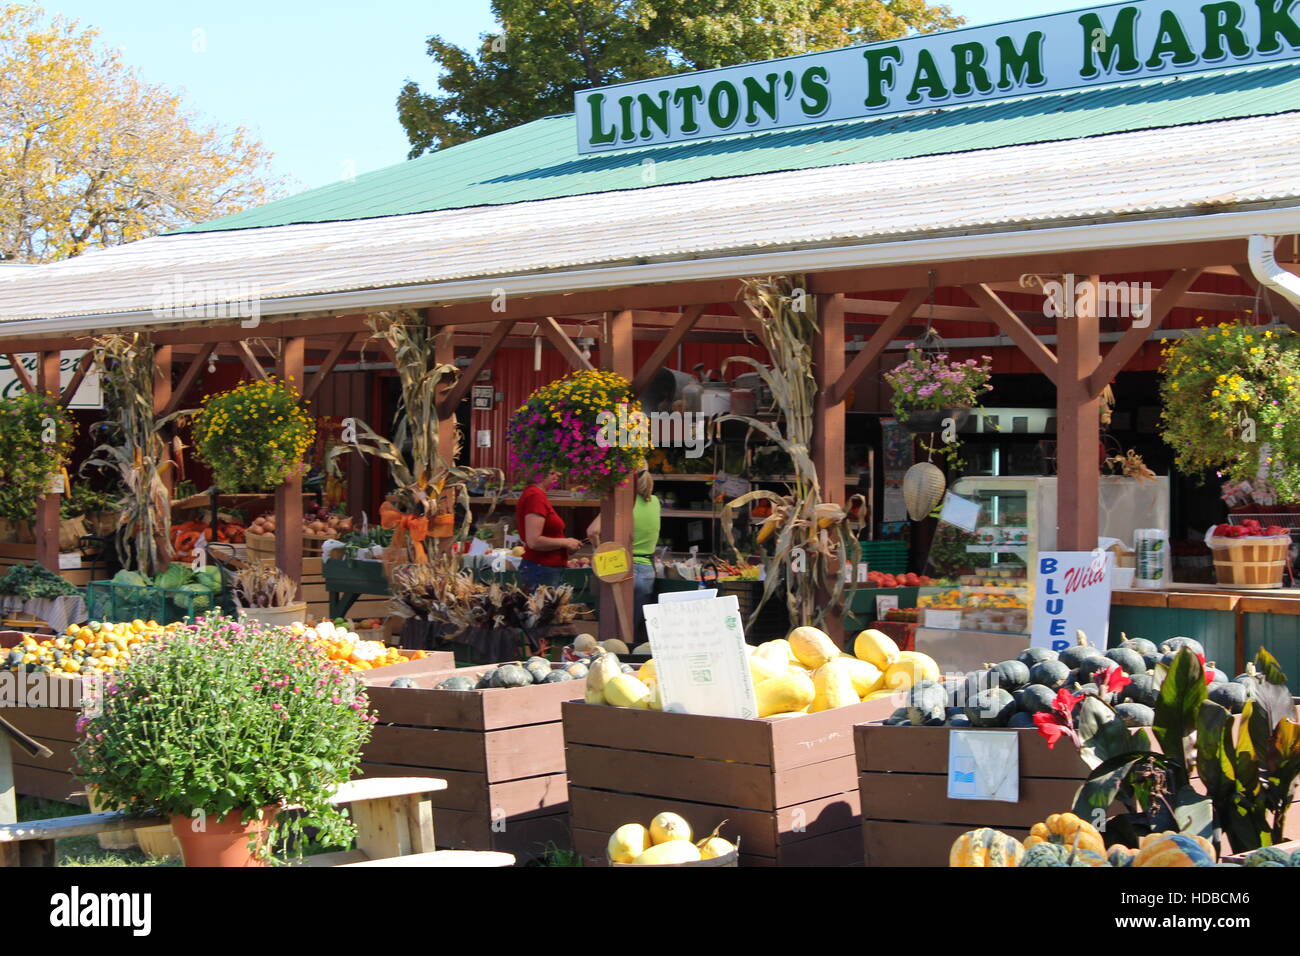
{"left": 1209, "top": 534, "right": 1290, "bottom": 589}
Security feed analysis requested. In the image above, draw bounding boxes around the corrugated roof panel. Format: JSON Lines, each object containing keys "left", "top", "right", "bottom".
{"left": 181, "top": 61, "right": 1300, "bottom": 233}
{"left": 3, "top": 110, "right": 1298, "bottom": 326}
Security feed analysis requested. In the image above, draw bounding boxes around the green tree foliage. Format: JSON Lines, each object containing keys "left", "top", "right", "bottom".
{"left": 397, "top": 0, "right": 963, "bottom": 156}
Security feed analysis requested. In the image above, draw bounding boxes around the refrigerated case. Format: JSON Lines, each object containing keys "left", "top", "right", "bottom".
{"left": 914, "top": 476, "right": 1168, "bottom": 671}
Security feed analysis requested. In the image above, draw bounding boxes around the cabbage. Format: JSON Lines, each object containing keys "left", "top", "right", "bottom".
{"left": 156, "top": 565, "right": 194, "bottom": 591}
{"left": 194, "top": 566, "right": 222, "bottom": 593}
{"left": 111, "top": 569, "right": 148, "bottom": 588}
{"left": 174, "top": 582, "right": 213, "bottom": 614}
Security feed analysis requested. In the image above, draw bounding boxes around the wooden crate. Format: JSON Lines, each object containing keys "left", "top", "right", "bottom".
{"left": 564, "top": 697, "right": 897, "bottom": 867}
{"left": 854, "top": 724, "right": 1097, "bottom": 867}
{"left": 360, "top": 661, "right": 583, "bottom": 861}
{"left": 0, "top": 541, "right": 108, "bottom": 588}
{"left": 245, "top": 530, "right": 333, "bottom": 560}
{"left": 853, "top": 722, "right": 1300, "bottom": 866}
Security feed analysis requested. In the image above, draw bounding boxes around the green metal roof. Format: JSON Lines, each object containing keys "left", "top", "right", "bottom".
{"left": 181, "top": 61, "right": 1300, "bottom": 234}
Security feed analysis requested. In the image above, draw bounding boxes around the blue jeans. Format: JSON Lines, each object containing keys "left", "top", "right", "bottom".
{"left": 519, "top": 559, "right": 563, "bottom": 591}
{"left": 633, "top": 562, "right": 655, "bottom": 646}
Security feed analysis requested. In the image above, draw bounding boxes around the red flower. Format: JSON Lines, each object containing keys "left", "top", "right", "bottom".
{"left": 1194, "top": 652, "right": 1214, "bottom": 685}
{"left": 1032, "top": 712, "right": 1070, "bottom": 749}
{"left": 1051, "top": 688, "right": 1085, "bottom": 715}
{"left": 1034, "top": 689, "right": 1085, "bottom": 750}
{"left": 1101, "top": 665, "right": 1132, "bottom": 696}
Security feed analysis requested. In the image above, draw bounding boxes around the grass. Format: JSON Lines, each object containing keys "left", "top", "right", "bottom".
{"left": 16, "top": 796, "right": 178, "bottom": 867}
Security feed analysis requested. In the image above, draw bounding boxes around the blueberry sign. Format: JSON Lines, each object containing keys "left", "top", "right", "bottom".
{"left": 1030, "top": 551, "right": 1115, "bottom": 652}
{"left": 575, "top": 0, "right": 1300, "bottom": 153}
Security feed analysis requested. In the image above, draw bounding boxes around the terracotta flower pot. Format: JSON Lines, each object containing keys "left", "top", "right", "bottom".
{"left": 169, "top": 807, "right": 278, "bottom": 867}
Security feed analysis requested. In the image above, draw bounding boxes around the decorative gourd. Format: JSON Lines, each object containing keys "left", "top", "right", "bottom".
{"left": 495, "top": 664, "right": 533, "bottom": 688}
{"left": 1015, "top": 684, "right": 1057, "bottom": 714}
{"left": 1029, "top": 659, "right": 1070, "bottom": 689}
{"left": 749, "top": 654, "right": 789, "bottom": 685}
{"left": 1104, "top": 646, "right": 1146, "bottom": 675}
{"left": 965, "top": 688, "right": 1016, "bottom": 727}
{"left": 1107, "top": 846, "right": 1137, "bottom": 867}
{"left": 389, "top": 676, "right": 419, "bottom": 689}
{"left": 907, "top": 682, "right": 948, "bottom": 713}
{"left": 991, "top": 659, "right": 1030, "bottom": 690}
{"left": 1017, "top": 646, "right": 1057, "bottom": 667}
{"left": 788, "top": 626, "right": 838, "bottom": 669}
{"left": 1245, "top": 846, "right": 1292, "bottom": 866}
{"left": 1207, "top": 682, "right": 1247, "bottom": 714}
{"left": 600, "top": 638, "right": 630, "bottom": 655}
{"left": 948, "top": 714, "right": 972, "bottom": 727}
{"left": 964, "top": 665, "right": 996, "bottom": 700}
{"left": 1120, "top": 673, "right": 1157, "bottom": 707}
{"left": 1059, "top": 633, "right": 1106, "bottom": 669}
{"left": 1024, "top": 813, "right": 1106, "bottom": 855}
{"left": 1020, "top": 843, "right": 1072, "bottom": 867}
{"left": 1132, "top": 832, "right": 1215, "bottom": 867}
{"left": 853, "top": 629, "right": 900, "bottom": 670}
{"left": 1115, "top": 702, "right": 1154, "bottom": 727}
{"left": 607, "top": 823, "right": 651, "bottom": 864}
{"left": 1290, "top": 850, "right": 1300, "bottom": 867}
{"left": 1205, "top": 664, "right": 1229, "bottom": 684}
{"left": 436, "top": 675, "right": 477, "bottom": 691}
{"left": 1068, "top": 848, "right": 1111, "bottom": 867}
{"left": 810, "top": 658, "right": 859, "bottom": 712}
{"left": 1161, "top": 636, "right": 1205, "bottom": 657}
{"left": 949, "top": 828, "right": 1025, "bottom": 867}
{"left": 565, "top": 662, "right": 589, "bottom": 679}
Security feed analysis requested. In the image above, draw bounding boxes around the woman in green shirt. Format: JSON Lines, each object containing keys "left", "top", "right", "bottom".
{"left": 586, "top": 469, "right": 660, "bottom": 646}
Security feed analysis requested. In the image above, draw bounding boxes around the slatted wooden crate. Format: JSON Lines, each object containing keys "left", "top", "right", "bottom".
{"left": 854, "top": 722, "right": 1300, "bottom": 866}
{"left": 361, "top": 661, "right": 583, "bottom": 861}
{"left": 248, "top": 554, "right": 392, "bottom": 622}
{"left": 0, "top": 541, "right": 108, "bottom": 588}
{"left": 564, "top": 697, "right": 897, "bottom": 867}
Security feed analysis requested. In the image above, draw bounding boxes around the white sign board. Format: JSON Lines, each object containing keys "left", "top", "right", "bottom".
{"left": 1030, "top": 550, "right": 1114, "bottom": 653}
{"left": 939, "top": 492, "right": 982, "bottom": 533}
{"left": 643, "top": 595, "right": 757, "bottom": 718}
{"left": 575, "top": 0, "right": 1300, "bottom": 152}
{"left": 0, "top": 352, "right": 101, "bottom": 408}
{"left": 948, "top": 730, "right": 1020, "bottom": 802}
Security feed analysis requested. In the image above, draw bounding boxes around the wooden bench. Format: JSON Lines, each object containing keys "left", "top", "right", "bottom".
{"left": 0, "top": 776, "right": 515, "bottom": 867}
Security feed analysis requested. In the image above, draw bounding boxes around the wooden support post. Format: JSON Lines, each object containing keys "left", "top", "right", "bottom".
{"left": 434, "top": 324, "right": 457, "bottom": 555}
{"left": 538, "top": 316, "right": 595, "bottom": 372}
{"left": 813, "top": 293, "right": 847, "bottom": 646}
{"left": 599, "top": 310, "right": 635, "bottom": 643}
{"left": 1057, "top": 276, "right": 1101, "bottom": 551}
{"left": 153, "top": 345, "right": 175, "bottom": 501}
{"left": 35, "top": 351, "right": 62, "bottom": 572}
{"left": 438, "top": 320, "right": 515, "bottom": 416}
{"left": 162, "top": 342, "right": 216, "bottom": 417}
{"left": 276, "top": 337, "right": 306, "bottom": 592}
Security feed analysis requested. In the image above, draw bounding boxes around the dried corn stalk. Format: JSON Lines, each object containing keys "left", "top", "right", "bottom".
{"left": 232, "top": 563, "right": 298, "bottom": 608}
{"left": 389, "top": 558, "right": 587, "bottom": 631}
{"left": 326, "top": 311, "right": 502, "bottom": 547}
{"left": 718, "top": 277, "right": 861, "bottom": 629}
{"left": 82, "top": 334, "right": 191, "bottom": 577}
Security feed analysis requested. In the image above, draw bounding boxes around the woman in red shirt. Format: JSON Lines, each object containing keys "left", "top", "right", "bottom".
{"left": 515, "top": 470, "right": 583, "bottom": 590}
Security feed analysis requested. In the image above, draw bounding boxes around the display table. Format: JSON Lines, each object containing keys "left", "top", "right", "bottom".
{"left": 323, "top": 557, "right": 390, "bottom": 620}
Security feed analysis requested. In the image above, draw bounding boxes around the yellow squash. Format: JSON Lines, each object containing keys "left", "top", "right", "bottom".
{"left": 853, "top": 629, "right": 900, "bottom": 670}
{"left": 604, "top": 674, "right": 653, "bottom": 709}
{"left": 607, "top": 823, "right": 651, "bottom": 863}
{"left": 811, "top": 658, "right": 859, "bottom": 712}
{"left": 649, "top": 812, "right": 692, "bottom": 844}
{"left": 632, "top": 840, "right": 701, "bottom": 865}
{"left": 787, "top": 626, "right": 838, "bottom": 669}
{"left": 836, "top": 655, "right": 883, "bottom": 696}
{"left": 584, "top": 653, "right": 622, "bottom": 705}
{"left": 755, "top": 673, "right": 816, "bottom": 717}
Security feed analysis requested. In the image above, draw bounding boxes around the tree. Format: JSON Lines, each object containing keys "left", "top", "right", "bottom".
{"left": 397, "top": 0, "right": 963, "bottom": 157}
{"left": 0, "top": 5, "right": 283, "bottom": 262}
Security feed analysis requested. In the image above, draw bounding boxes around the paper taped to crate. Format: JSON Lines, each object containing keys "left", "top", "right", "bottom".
{"left": 644, "top": 594, "right": 756, "bottom": 719}
{"left": 948, "top": 730, "right": 1019, "bottom": 802}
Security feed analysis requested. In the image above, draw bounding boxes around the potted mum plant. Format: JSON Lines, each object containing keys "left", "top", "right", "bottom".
{"left": 75, "top": 614, "right": 375, "bottom": 866}
{"left": 232, "top": 563, "right": 307, "bottom": 627}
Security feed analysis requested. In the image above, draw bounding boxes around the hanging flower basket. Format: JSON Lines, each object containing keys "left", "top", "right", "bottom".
{"left": 192, "top": 378, "right": 316, "bottom": 492}
{"left": 899, "top": 406, "right": 972, "bottom": 434}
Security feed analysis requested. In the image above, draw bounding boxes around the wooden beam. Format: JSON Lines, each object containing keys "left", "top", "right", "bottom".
{"left": 813, "top": 293, "right": 847, "bottom": 644}
{"left": 163, "top": 342, "right": 216, "bottom": 417}
{"left": 843, "top": 295, "right": 1043, "bottom": 325}
{"left": 438, "top": 319, "right": 516, "bottom": 416}
{"left": 1057, "top": 277, "right": 1101, "bottom": 551}
{"left": 598, "top": 309, "right": 635, "bottom": 643}
{"left": 1086, "top": 268, "right": 1202, "bottom": 398}
{"left": 276, "top": 337, "right": 306, "bottom": 592}
{"left": 304, "top": 333, "right": 357, "bottom": 402}
{"left": 537, "top": 316, "right": 594, "bottom": 371}
{"left": 153, "top": 345, "right": 175, "bottom": 507}
{"left": 963, "top": 284, "right": 1059, "bottom": 384}
{"left": 236, "top": 340, "right": 271, "bottom": 381}
{"left": 983, "top": 280, "right": 1255, "bottom": 316}
{"left": 829, "top": 288, "right": 927, "bottom": 406}
{"left": 426, "top": 279, "right": 742, "bottom": 327}
{"left": 434, "top": 322, "right": 457, "bottom": 554}
{"left": 631, "top": 305, "right": 704, "bottom": 393}
{"left": 59, "top": 352, "right": 94, "bottom": 406}
{"left": 35, "top": 352, "right": 62, "bottom": 572}
{"left": 2, "top": 354, "right": 33, "bottom": 393}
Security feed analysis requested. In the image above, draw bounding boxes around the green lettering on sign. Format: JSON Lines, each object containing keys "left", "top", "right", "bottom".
{"left": 800, "top": 66, "right": 830, "bottom": 115}
{"left": 951, "top": 41, "right": 994, "bottom": 95}
{"left": 996, "top": 32, "right": 1046, "bottom": 89}
{"left": 1079, "top": 6, "right": 1141, "bottom": 77}
{"left": 742, "top": 73, "right": 780, "bottom": 124}
{"left": 1146, "top": 9, "right": 1198, "bottom": 66}
{"left": 1256, "top": 0, "right": 1300, "bottom": 53}
{"left": 586, "top": 94, "right": 617, "bottom": 145}
{"left": 673, "top": 85, "right": 705, "bottom": 133}
{"left": 637, "top": 90, "right": 671, "bottom": 138}
{"left": 906, "top": 47, "right": 950, "bottom": 102}
{"left": 1202, "top": 1, "right": 1251, "bottom": 59}
{"left": 862, "top": 45, "right": 902, "bottom": 108}
{"left": 707, "top": 80, "right": 741, "bottom": 128}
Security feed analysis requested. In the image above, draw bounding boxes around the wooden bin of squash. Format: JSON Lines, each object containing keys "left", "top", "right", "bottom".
{"left": 563, "top": 696, "right": 898, "bottom": 867}
{"left": 854, "top": 724, "right": 1103, "bottom": 867}
{"left": 360, "top": 661, "right": 584, "bottom": 861}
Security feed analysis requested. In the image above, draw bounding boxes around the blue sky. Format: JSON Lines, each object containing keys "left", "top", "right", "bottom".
{"left": 34, "top": 0, "right": 1089, "bottom": 190}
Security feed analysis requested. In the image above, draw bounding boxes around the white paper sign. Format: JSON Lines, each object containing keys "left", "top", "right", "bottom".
{"left": 57, "top": 552, "right": 82, "bottom": 570}
{"left": 657, "top": 588, "right": 717, "bottom": 603}
{"left": 644, "top": 595, "right": 757, "bottom": 718}
{"left": 948, "top": 730, "right": 1019, "bottom": 802}
{"left": 875, "top": 595, "right": 899, "bottom": 619}
{"left": 924, "top": 609, "right": 963, "bottom": 630}
{"left": 0, "top": 352, "right": 101, "bottom": 408}
{"left": 939, "top": 492, "right": 981, "bottom": 533}
{"left": 1030, "top": 550, "right": 1114, "bottom": 653}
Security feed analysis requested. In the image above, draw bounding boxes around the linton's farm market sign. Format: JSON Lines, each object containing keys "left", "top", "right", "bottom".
{"left": 576, "top": 0, "right": 1300, "bottom": 152}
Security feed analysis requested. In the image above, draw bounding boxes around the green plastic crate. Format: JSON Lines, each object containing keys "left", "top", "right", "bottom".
{"left": 857, "top": 541, "right": 909, "bottom": 574}
{"left": 86, "top": 581, "right": 232, "bottom": 625}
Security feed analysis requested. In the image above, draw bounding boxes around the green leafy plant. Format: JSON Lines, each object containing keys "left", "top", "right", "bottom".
{"left": 75, "top": 613, "right": 376, "bottom": 862}
{"left": 60, "top": 482, "right": 120, "bottom": 519}
{"left": 1064, "top": 646, "right": 1299, "bottom": 852}
{"left": 1159, "top": 320, "right": 1300, "bottom": 500}
{"left": 0, "top": 562, "right": 79, "bottom": 599}
{"left": 0, "top": 390, "right": 75, "bottom": 521}
{"left": 192, "top": 378, "right": 316, "bottom": 492}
